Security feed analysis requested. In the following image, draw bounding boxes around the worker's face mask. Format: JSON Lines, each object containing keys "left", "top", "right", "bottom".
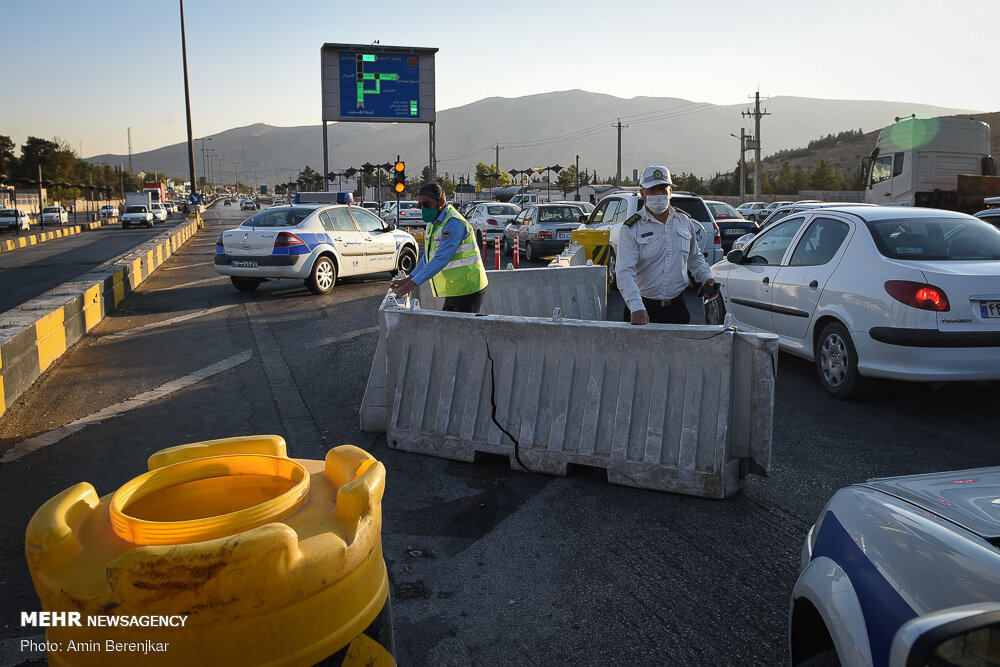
{"left": 644, "top": 194, "right": 670, "bottom": 215}
{"left": 420, "top": 199, "right": 441, "bottom": 223}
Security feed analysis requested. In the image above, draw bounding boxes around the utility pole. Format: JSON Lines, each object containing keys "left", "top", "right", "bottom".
{"left": 575, "top": 154, "right": 580, "bottom": 200}
{"left": 613, "top": 119, "right": 627, "bottom": 186}
{"left": 127, "top": 127, "right": 133, "bottom": 175}
{"left": 179, "top": 0, "right": 198, "bottom": 204}
{"left": 730, "top": 130, "right": 747, "bottom": 203}
{"left": 742, "top": 91, "right": 769, "bottom": 199}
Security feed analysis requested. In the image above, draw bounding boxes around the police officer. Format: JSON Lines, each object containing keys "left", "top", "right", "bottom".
{"left": 389, "top": 183, "right": 488, "bottom": 312}
{"left": 616, "top": 166, "right": 716, "bottom": 325}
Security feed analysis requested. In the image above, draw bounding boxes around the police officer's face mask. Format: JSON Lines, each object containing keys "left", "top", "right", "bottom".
{"left": 419, "top": 199, "right": 441, "bottom": 222}
{"left": 644, "top": 194, "right": 670, "bottom": 214}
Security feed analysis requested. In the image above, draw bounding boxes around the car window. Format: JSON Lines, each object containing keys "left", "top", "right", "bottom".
{"left": 241, "top": 207, "right": 313, "bottom": 228}
{"left": 871, "top": 156, "right": 893, "bottom": 185}
{"left": 788, "top": 217, "right": 851, "bottom": 266}
{"left": 592, "top": 199, "right": 620, "bottom": 225}
{"left": 125, "top": 206, "right": 147, "bottom": 213}
{"left": 708, "top": 202, "right": 740, "bottom": 220}
{"left": 351, "top": 207, "right": 387, "bottom": 233}
{"left": 745, "top": 216, "right": 807, "bottom": 265}
{"left": 609, "top": 199, "right": 631, "bottom": 223}
{"left": 867, "top": 217, "right": 1000, "bottom": 260}
{"left": 672, "top": 198, "right": 712, "bottom": 222}
{"left": 538, "top": 206, "right": 581, "bottom": 222}
{"left": 319, "top": 209, "right": 357, "bottom": 232}
{"left": 487, "top": 204, "right": 517, "bottom": 216}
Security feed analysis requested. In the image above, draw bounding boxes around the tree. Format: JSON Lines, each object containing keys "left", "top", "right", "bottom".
{"left": 777, "top": 162, "right": 795, "bottom": 194}
{"left": 556, "top": 165, "right": 588, "bottom": 194}
{"left": 809, "top": 160, "right": 840, "bottom": 190}
{"left": 0, "top": 135, "right": 15, "bottom": 174}
{"left": 474, "top": 162, "right": 511, "bottom": 190}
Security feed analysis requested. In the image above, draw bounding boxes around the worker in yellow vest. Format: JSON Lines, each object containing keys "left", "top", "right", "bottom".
{"left": 389, "top": 183, "right": 488, "bottom": 312}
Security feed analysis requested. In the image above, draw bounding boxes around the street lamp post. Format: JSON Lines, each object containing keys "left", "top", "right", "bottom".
{"left": 575, "top": 155, "right": 580, "bottom": 201}
{"left": 178, "top": 0, "right": 198, "bottom": 208}
{"left": 198, "top": 137, "right": 212, "bottom": 192}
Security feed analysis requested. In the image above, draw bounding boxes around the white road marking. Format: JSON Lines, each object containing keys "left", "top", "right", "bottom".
{"left": 304, "top": 325, "right": 379, "bottom": 349}
{"left": 0, "top": 350, "right": 253, "bottom": 463}
{"left": 143, "top": 275, "right": 227, "bottom": 292}
{"left": 108, "top": 304, "right": 238, "bottom": 338}
{"left": 162, "top": 262, "right": 209, "bottom": 271}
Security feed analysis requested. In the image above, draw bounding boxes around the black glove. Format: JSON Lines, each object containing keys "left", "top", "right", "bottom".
{"left": 698, "top": 283, "right": 719, "bottom": 298}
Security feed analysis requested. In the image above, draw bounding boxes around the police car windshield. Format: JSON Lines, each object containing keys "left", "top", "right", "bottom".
{"left": 241, "top": 207, "right": 313, "bottom": 228}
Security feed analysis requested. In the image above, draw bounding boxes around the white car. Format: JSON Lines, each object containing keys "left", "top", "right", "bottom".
{"left": 215, "top": 204, "right": 419, "bottom": 294}
{"left": 121, "top": 205, "right": 153, "bottom": 228}
{"left": 736, "top": 202, "right": 768, "bottom": 220}
{"left": 0, "top": 208, "right": 31, "bottom": 231}
{"left": 466, "top": 202, "right": 520, "bottom": 245}
{"left": 150, "top": 203, "right": 168, "bottom": 222}
{"left": 580, "top": 191, "right": 723, "bottom": 286}
{"left": 713, "top": 206, "right": 1000, "bottom": 398}
{"left": 99, "top": 205, "right": 119, "bottom": 219}
{"left": 41, "top": 206, "right": 69, "bottom": 225}
{"left": 791, "top": 467, "right": 1000, "bottom": 667}
{"left": 381, "top": 200, "right": 422, "bottom": 228}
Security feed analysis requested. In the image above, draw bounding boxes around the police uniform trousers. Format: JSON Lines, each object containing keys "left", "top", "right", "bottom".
{"left": 442, "top": 287, "right": 486, "bottom": 313}
{"left": 623, "top": 295, "right": 691, "bottom": 325}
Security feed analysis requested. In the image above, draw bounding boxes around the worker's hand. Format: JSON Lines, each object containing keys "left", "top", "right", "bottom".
{"left": 630, "top": 309, "right": 650, "bottom": 325}
{"left": 390, "top": 277, "right": 416, "bottom": 297}
{"left": 698, "top": 279, "right": 719, "bottom": 299}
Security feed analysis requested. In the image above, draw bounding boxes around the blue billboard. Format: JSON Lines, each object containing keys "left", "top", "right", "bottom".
{"left": 338, "top": 51, "right": 420, "bottom": 121}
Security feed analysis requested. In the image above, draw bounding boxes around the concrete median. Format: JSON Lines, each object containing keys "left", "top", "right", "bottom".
{"left": 0, "top": 219, "right": 199, "bottom": 419}
{"left": 360, "top": 265, "right": 608, "bottom": 432}
{"left": 380, "top": 306, "right": 777, "bottom": 498}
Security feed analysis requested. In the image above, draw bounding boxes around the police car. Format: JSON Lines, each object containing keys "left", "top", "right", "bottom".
{"left": 214, "top": 204, "right": 418, "bottom": 294}
{"left": 790, "top": 467, "right": 1000, "bottom": 666}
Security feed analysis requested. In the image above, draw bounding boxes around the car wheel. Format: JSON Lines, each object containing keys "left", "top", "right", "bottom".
{"left": 306, "top": 255, "right": 337, "bottom": 294}
{"left": 475, "top": 231, "right": 483, "bottom": 249}
{"left": 231, "top": 277, "right": 261, "bottom": 292}
{"left": 815, "top": 322, "right": 868, "bottom": 399}
{"left": 393, "top": 247, "right": 417, "bottom": 276}
{"left": 608, "top": 250, "right": 618, "bottom": 288}
{"left": 525, "top": 242, "right": 535, "bottom": 262}
{"left": 121, "top": 222, "right": 128, "bottom": 229}
{"left": 501, "top": 237, "right": 511, "bottom": 256}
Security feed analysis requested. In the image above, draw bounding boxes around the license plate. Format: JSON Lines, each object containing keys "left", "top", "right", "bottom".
{"left": 231, "top": 260, "right": 258, "bottom": 269}
{"left": 981, "top": 301, "right": 1000, "bottom": 318}
{"left": 724, "top": 229, "right": 744, "bottom": 235}
{"left": 557, "top": 232, "right": 571, "bottom": 240}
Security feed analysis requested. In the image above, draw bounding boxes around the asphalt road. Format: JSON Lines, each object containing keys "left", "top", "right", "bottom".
{"left": 0, "top": 205, "right": 996, "bottom": 666}
{"left": 0, "top": 216, "right": 187, "bottom": 313}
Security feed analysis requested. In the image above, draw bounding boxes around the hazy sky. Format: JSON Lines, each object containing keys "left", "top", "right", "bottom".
{"left": 5, "top": 0, "right": 997, "bottom": 157}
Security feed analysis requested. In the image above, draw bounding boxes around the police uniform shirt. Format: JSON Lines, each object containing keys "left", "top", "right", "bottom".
{"left": 616, "top": 205, "right": 714, "bottom": 313}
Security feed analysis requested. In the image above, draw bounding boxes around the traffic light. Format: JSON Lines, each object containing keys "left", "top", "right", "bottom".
{"left": 393, "top": 161, "right": 405, "bottom": 194}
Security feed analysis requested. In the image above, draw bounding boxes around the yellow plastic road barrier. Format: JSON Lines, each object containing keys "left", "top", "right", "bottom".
{"left": 570, "top": 228, "right": 612, "bottom": 267}
{"left": 25, "top": 435, "right": 395, "bottom": 666}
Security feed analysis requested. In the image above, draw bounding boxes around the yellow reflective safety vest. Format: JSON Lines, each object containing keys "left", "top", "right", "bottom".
{"left": 424, "top": 205, "right": 489, "bottom": 298}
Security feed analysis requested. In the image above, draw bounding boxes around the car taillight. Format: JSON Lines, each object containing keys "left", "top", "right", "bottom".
{"left": 274, "top": 232, "right": 305, "bottom": 248}
{"left": 884, "top": 280, "right": 950, "bottom": 312}
{"left": 487, "top": 218, "right": 499, "bottom": 226}
{"left": 216, "top": 233, "right": 224, "bottom": 249}
{"left": 713, "top": 223, "right": 721, "bottom": 246}
{"left": 538, "top": 231, "right": 552, "bottom": 239}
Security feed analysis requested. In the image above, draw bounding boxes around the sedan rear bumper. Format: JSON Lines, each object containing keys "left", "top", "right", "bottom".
{"left": 214, "top": 254, "right": 300, "bottom": 267}
{"left": 856, "top": 329, "right": 1000, "bottom": 381}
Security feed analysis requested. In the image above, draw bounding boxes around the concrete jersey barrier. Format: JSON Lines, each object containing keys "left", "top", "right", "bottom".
{"left": 379, "top": 306, "right": 778, "bottom": 498}
{"left": 360, "top": 264, "right": 608, "bottom": 433}
{"left": 0, "top": 220, "right": 200, "bottom": 419}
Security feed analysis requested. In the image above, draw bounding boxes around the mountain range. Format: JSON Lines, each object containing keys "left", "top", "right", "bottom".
{"left": 86, "top": 90, "right": 987, "bottom": 184}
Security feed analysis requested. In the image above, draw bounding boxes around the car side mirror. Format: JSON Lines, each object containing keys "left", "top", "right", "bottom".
{"left": 890, "top": 604, "right": 1000, "bottom": 667}
{"left": 726, "top": 249, "right": 744, "bottom": 264}
{"left": 578, "top": 214, "right": 587, "bottom": 223}
{"left": 385, "top": 223, "right": 396, "bottom": 231}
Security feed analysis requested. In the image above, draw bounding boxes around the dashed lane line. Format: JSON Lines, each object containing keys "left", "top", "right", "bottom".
{"left": 107, "top": 304, "right": 239, "bottom": 338}
{"left": 0, "top": 349, "right": 253, "bottom": 463}
{"left": 142, "top": 275, "right": 228, "bottom": 293}
{"left": 303, "top": 326, "right": 379, "bottom": 349}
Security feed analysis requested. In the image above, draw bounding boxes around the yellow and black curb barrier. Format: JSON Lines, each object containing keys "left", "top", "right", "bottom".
{"left": 25, "top": 436, "right": 395, "bottom": 666}
{"left": 0, "top": 218, "right": 199, "bottom": 419}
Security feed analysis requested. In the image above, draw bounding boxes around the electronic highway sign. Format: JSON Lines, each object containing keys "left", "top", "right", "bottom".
{"left": 321, "top": 43, "right": 437, "bottom": 123}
